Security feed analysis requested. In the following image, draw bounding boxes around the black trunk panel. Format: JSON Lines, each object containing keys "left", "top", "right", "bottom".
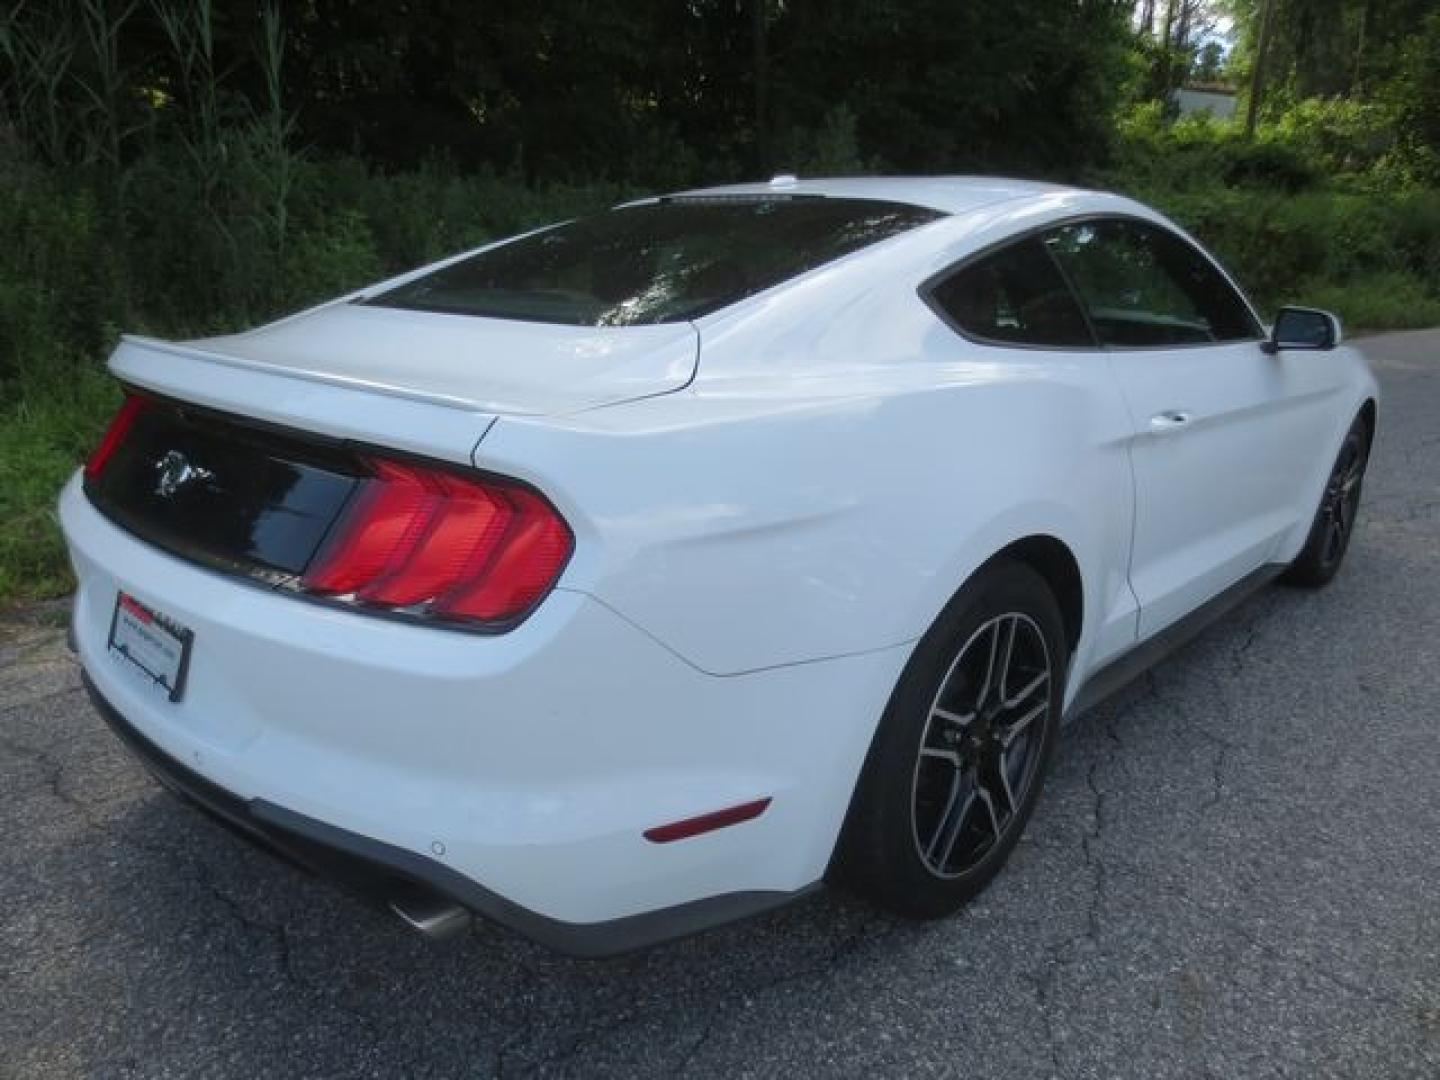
{"left": 85, "top": 397, "right": 363, "bottom": 583}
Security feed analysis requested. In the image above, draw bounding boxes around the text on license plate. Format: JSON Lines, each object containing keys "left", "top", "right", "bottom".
{"left": 107, "top": 592, "right": 193, "bottom": 702}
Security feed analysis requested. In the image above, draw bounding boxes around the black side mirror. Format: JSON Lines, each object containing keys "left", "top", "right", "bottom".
{"left": 1262, "top": 306, "right": 1342, "bottom": 354}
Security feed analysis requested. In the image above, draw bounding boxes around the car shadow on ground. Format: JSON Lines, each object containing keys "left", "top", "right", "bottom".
{"left": 71, "top": 776, "right": 929, "bottom": 1074}
{"left": 55, "top": 654, "right": 1194, "bottom": 1078}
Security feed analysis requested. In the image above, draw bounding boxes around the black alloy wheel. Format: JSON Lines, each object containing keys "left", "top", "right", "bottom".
{"left": 832, "top": 559, "right": 1065, "bottom": 918}
{"left": 1284, "top": 414, "right": 1371, "bottom": 588}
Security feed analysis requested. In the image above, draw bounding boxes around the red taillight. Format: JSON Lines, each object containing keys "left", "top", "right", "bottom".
{"left": 301, "top": 455, "right": 572, "bottom": 627}
{"left": 85, "top": 394, "right": 148, "bottom": 479}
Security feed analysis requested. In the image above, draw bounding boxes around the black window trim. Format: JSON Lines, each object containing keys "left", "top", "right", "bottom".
{"left": 918, "top": 211, "right": 1267, "bottom": 354}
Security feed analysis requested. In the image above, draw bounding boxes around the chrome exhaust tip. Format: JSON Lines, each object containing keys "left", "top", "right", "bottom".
{"left": 388, "top": 887, "right": 471, "bottom": 939}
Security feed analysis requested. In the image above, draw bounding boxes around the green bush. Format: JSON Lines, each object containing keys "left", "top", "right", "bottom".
{"left": 1110, "top": 104, "right": 1321, "bottom": 194}
{"left": 1268, "top": 98, "right": 1399, "bottom": 177}
{"left": 1151, "top": 188, "right": 1440, "bottom": 318}
{"left": 0, "top": 365, "right": 118, "bottom": 602}
{"left": 0, "top": 162, "right": 121, "bottom": 381}
{"left": 281, "top": 209, "right": 383, "bottom": 309}
{"left": 772, "top": 105, "right": 875, "bottom": 176}
{"left": 1299, "top": 272, "right": 1440, "bottom": 332}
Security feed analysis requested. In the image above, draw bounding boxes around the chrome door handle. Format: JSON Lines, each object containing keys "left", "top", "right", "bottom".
{"left": 1149, "top": 410, "right": 1193, "bottom": 431}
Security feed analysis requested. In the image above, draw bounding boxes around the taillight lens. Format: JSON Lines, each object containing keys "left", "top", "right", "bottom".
{"left": 85, "top": 394, "right": 148, "bottom": 480}
{"left": 301, "top": 455, "right": 573, "bottom": 628}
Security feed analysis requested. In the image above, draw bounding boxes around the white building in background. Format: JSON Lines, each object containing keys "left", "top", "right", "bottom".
{"left": 1174, "top": 88, "right": 1238, "bottom": 119}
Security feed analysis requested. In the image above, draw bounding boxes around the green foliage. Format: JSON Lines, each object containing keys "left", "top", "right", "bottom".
{"left": 1148, "top": 188, "right": 1440, "bottom": 316}
{"left": 1267, "top": 98, "right": 1398, "bottom": 177}
{"left": 1111, "top": 103, "right": 1321, "bottom": 192}
{"left": 280, "top": 210, "right": 383, "bottom": 310}
{"left": 1390, "top": 10, "right": 1440, "bottom": 182}
{"left": 1226, "top": 0, "right": 1438, "bottom": 104}
{"left": 0, "top": 365, "right": 118, "bottom": 602}
{"left": 771, "top": 105, "right": 873, "bottom": 176}
{"left": 0, "top": 154, "right": 122, "bottom": 381}
{"left": 758, "top": 0, "right": 1135, "bottom": 178}
{"left": 1, "top": 0, "right": 1440, "bottom": 606}
{"left": 1298, "top": 273, "right": 1440, "bottom": 332}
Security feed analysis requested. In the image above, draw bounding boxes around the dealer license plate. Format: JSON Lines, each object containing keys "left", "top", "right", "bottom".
{"left": 107, "top": 592, "right": 193, "bottom": 702}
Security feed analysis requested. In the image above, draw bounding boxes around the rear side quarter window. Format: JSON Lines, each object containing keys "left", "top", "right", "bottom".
{"left": 925, "top": 239, "right": 1095, "bottom": 348}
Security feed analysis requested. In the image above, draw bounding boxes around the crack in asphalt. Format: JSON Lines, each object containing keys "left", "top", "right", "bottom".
{"left": 1024, "top": 673, "right": 1157, "bottom": 1076}
{"left": 1020, "top": 966, "right": 1065, "bottom": 1078}
{"left": 499, "top": 911, "right": 901, "bottom": 1077}
{"left": 0, "top": 717, "right": 313, "bottom": 996}
{"left": 1018, "top": 633, "right": 1423, "bottom": 1080}
{"left": 113, "top": 821, "right": 393, "bottom": 1036}
{"left": 0, "top": 733, "right": 105, "bottom": 818}
{"left": 1163, "top": 667, "right": 1240, "bottom": 817}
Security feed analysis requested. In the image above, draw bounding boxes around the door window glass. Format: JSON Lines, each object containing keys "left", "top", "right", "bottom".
{"left": 1045, "top": 220, "right": 1261, "bottom": 347}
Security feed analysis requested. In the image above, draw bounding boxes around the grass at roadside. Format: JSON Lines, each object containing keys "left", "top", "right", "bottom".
{"left": 1298, "top": 273, "right": 1440, "bottom": 331}
{"left": 0, "top": 367, "right": 118, "bottom": 605}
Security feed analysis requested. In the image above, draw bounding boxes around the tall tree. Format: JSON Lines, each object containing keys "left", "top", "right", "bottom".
{"left": 1245, "top": 0, "right": 1275, "bottom": 137}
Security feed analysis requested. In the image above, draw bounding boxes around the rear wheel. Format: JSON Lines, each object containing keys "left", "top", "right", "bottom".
{"left": 831, "top": 560, "right": 1065, "bottom": 918}
{"left": 1283, "top": 414, "right": 1370, "bottom": 589}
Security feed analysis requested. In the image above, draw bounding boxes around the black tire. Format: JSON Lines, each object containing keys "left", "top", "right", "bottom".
{"left": 1282, "top": 413, "right": 1371, "bottom": 589}
{"left": 830, "top": 559, "right": 1066, "bottom": 919}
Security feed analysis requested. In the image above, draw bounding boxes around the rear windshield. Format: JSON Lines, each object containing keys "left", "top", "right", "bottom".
{"left": 363, "top": 197, "right": 943, "bottom": 327}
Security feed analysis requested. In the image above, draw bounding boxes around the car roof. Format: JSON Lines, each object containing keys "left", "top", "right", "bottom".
{"left": 655, "top": 175, "right": 1083, "bottom": 216}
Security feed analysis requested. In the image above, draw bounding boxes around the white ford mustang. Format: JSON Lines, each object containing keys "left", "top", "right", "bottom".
{"left": 62, "top": 176, "right": 1377, "bottom": 954}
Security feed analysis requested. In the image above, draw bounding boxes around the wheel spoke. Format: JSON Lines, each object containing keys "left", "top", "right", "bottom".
{"left": 976, "top": 616, "right": 1017, "bottom": 708}
{"left": 935, "top": 791, "right": 978, "bottom": 870}
{"left": 925, "top": 770, "right": 976, "bottom": 867}
{"left": 976, "top": 785, "right": 1003, "bottom": 839}
{"left": 981, "top": 750, "right": 1019, "bottom": 818}
{"left": 920, "top": 746, "right": 963, "bottom": 770}
{"left": 998, "top": 700, "right": 1047, "bottom": 748}
{"left": 994, "top": 616, "right": 1018, "bottom": 704}
{"left": 1001, "top": 669, "right": 1049, "bottom": 709}
{"left": 974, "top": 619, "right": 1003, "bottom": 707}
{"left": 931, "top": 705, "right": 973, "bottom": 728}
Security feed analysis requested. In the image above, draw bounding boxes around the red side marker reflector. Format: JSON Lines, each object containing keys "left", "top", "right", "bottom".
{"left": 643, "top": 797, "right": 772, "bottom": 844}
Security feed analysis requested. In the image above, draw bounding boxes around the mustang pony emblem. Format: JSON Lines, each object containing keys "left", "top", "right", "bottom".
{"left": 153, "top": 451, "right": 213, "bottom": 498}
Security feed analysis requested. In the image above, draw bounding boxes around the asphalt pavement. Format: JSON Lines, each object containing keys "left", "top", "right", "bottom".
{"left": 3, "top": 330, "right": 1438, "bottom": 1079}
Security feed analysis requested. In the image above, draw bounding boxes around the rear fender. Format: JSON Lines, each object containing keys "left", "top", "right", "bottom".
{"left": 476, "top": 374, "right": 1135, "bottom": 683}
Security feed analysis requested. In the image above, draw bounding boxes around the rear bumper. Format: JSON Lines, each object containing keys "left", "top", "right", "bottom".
{"left": 83, "top": 673, "right": 811, "bottom": 956}
{"left": 60, "top": 473, "right": 908, "bottom": 951}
